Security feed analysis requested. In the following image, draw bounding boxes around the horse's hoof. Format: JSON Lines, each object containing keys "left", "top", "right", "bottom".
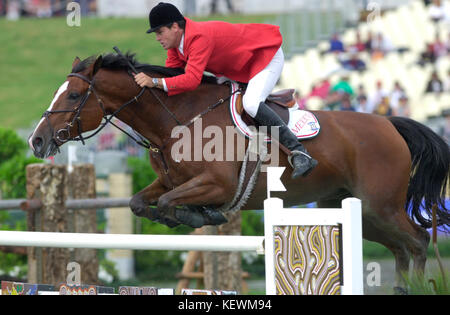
{"left": 172, "top": 206, "right": 229, "bottom": 228}
{"left": 130, "top": 197, "right": 154, "bottom": 219}
{"left": 160, "top": 218, "right": 180, "bottom": 228}
{"left": 393, "top": 287, "right": 408, "bottom": 295}
{"left": 140, "top": 208, "right": 180, "bottom": 228}
{"left": 203, "top": 208, "right": 228, "bottom": 226}
{"left": 175, "top": 208, "right": 205, "bottom": 228}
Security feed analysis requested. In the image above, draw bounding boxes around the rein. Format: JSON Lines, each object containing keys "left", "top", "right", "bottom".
{"left": 42, "top": 71, "right": 241, "bottom": 157}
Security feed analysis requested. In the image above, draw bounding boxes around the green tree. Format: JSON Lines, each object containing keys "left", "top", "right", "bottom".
{"left": 0, "top": 128, "right": 27, "bottom": 163}
{"left": 0, "top": 128, "right": 42, "bottom": 199}
{"left": 0, "top": 128, "right": 42, "bottom": 278}
{"left": 128, "top": 155, "right": 157, "bottom": 195}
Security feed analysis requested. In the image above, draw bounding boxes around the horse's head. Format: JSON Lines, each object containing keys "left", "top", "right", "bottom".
{"left": 29, "top": 56, "right": 105, "bottom": 158}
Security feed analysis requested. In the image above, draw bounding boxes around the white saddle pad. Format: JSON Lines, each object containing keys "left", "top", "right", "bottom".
{"left": 229, "top": 83, "right": 321, "bottom": 141}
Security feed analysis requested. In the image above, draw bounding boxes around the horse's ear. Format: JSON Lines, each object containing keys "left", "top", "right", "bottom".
{"left": 72, "top": 57, "right": 81, "bottom": 69}
{"left": 92, "top": 55, "right": 103, "bottom": 76}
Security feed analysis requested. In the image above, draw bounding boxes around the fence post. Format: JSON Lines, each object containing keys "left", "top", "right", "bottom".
{"left": 202, "top": 211, "right": 242, "bottom": 293}
{"left": 26, "top": 164, "right": 70, "bottom": 285}
{"left": 67, "top": 164, "right": 99, "bottom": 284}
{"left": 106, "top": 172, "right": 134, "bottom": 280}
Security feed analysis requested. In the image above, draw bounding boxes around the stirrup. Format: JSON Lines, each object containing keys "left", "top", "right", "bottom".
{"left": 287, "top": 150, "right": 312, "bottom": 168}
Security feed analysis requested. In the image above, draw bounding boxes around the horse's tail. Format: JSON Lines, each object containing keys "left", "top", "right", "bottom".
{"left": 389, "top": 116, "right": 450, "bottom": 232}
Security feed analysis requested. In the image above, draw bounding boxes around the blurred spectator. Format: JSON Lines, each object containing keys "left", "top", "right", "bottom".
{"left": 348, "top": 32, "right": 366, "bottom": 53}
{"left": 25, "top": 0, "right": 52, "bottom": 17}
{"left": 210, "top": 0, "right": 235, "bottom": 14}
{"left": 390, "top": 81, "right": 405, "bottom": 110}
{"left": 6, "top": 0, "right": 20, "bottom": 20}
{"left": 331, "top": 76, "right": 354, "bottom": 96}
{"left": 339, "top": 94, "right": 356, "bottom": 111}
{"left": 3, "top": 0, "right": 96, "bottom": 18}
{"left": 356, "top": 84, "right": 367, "bottom": 100}
{"left": 432, "top": 32, "right": 447, "bottom": 58}
{"left": 367, "top": 80, "right": 388, "bottom": 113}
{"left": 324, "top": 76, "right": 354, "bottom": 110}
{"left": 370, "top": 33, "right": 395, "bottom": 60}
{"left": 392, "top": 94, "right": 411, "bottom": 117}
{"left": 374, "top": 96, "right": 393, "bottom": 116}
{"left": 418, "top": 42, "right": 437, "bottom": 66}
{"left": 340, "top": 52, "right": 367, "bottom": 72}
{"left": 428, "top": 0, "right": 447, "bottom": 23}
{"left": 425, "top": 70, "right": 444, "bottom": 94}
{"left": 309, "top": 78, "right": 331, "bottom": 100}
{"left": 328, "top": 33, "right": 345, "bottom": 54}
{"left": 355, "top": 95, "right": 371, "bottom": 113}
{"left": 365, "top": 31, "right": 374, "bottom": 54}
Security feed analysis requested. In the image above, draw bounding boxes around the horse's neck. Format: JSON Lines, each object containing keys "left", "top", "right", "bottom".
{"left": 114, "top": 91, "right": 174, "bottom": 147}
{"left": 101, "top": 71, "right": 228, "bottom": 147}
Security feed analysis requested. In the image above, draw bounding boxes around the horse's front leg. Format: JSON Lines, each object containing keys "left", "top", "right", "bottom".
{"left": 129, "top": 178, "right": 179, "bottom": 227}
{"left": 157, "top": 174, "right": 231, "bottom": 228}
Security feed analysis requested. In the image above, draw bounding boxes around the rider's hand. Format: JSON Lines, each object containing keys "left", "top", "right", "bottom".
{"left": 134, "top": 73, "right": 154, "bottom": 88}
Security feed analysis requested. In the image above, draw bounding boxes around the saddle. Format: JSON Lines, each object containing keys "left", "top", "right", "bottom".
{"left": 235, "top": 89, "right": 296, "bottom": 127}
{"left": 229, "top": 82, "right": 320, "bottom": 141}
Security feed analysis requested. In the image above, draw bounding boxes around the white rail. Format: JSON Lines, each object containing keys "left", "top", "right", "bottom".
{"left": 0, "top": 231, "right": 264, "bottom": 252}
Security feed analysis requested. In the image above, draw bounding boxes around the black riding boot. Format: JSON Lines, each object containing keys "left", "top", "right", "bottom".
{"left": 254, "top": 102, "right": 318, "bottom": 178}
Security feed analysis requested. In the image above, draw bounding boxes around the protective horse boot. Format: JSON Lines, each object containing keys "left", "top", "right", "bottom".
{"left": 254, "top": 102, "right": 318, "bottom": 178}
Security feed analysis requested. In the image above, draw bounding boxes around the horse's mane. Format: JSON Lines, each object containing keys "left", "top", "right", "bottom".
{"left": 72, "top": 52, "right": 218, "bottom": 84}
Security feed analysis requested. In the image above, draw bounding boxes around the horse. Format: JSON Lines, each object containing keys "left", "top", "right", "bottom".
{"left": 28, "top": 53, "right": 449, "bottom": 293}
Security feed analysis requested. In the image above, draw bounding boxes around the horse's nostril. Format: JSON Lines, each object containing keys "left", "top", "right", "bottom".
{"left": 33, "top": 137, "right": 43, "bottom": 150}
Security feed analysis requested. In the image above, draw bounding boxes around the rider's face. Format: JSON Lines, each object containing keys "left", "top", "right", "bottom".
{"left": 155, "top": 24, "right": 183, "bottom": 50}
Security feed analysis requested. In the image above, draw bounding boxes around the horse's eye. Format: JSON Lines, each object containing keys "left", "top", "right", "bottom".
{"left": 68, "top": 92, "right": 80, "bottom": 100}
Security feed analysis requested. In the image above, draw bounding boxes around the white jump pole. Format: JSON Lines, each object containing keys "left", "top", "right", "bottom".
{"left": 0, "top": 231, "right": 264, "bottom": 253}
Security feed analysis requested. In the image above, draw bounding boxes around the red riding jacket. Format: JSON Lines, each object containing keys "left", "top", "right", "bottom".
{"left": 164, "top": 18, "right": 283, "bottom": 96}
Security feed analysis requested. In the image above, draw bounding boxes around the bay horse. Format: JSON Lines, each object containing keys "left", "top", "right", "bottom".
{"left": 28, "top": 53, "right": 449, "bottom": 292}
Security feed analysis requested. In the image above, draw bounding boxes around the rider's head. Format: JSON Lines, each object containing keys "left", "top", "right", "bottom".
{"left": 146, "top": 2, "right": 185, "bottom": 50}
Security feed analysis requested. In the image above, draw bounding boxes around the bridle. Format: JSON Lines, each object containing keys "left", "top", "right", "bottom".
{"left": 41, "top": 69, "right": 242, "bottom": 155}
{"left": 42, "top": 72, "right": 151, "bottom": 150}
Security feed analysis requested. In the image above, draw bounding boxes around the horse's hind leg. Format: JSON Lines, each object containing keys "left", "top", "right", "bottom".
{"left": 408, "top": 221, "right": 430, "bottom": 277}
{"left": 362, "top": 199, "right": 430, "bottom": 294}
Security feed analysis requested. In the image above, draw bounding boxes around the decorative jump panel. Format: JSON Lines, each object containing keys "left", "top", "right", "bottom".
{"left": 274, "top": 225, "right": 341, "bottom": 295}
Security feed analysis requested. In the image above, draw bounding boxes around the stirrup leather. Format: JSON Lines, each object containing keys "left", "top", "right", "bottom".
{"left": 288, "top": 150, "right": 312, "bottom": 168}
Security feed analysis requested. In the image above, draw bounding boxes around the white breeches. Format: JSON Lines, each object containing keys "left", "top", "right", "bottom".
{"left": 242, "top": 47, "right": 285, "bottom": 118}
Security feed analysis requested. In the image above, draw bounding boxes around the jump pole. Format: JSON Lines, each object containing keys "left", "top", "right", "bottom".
{"left": 0, "top": 231, "right": 264, "bottom": 252}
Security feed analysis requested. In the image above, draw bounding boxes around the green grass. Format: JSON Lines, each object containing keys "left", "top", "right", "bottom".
{"left": 404, "top": 272, "right": 449, "bottom": 295}
{"left": 0, "top": 14, "right": 273, "bottom": 130}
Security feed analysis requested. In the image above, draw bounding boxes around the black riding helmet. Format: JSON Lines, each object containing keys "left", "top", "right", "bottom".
{"left": 146, "top": 2, "right": 185, "bottom": 34}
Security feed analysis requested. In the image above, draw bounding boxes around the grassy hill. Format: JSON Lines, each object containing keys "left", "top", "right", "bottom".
{"left": 0, "top": 14, "right": 273, "bottom": 130}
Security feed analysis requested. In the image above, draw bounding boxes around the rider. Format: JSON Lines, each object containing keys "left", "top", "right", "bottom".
{"left": 134, "top": 2, "right": 318, "bottom": 178}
